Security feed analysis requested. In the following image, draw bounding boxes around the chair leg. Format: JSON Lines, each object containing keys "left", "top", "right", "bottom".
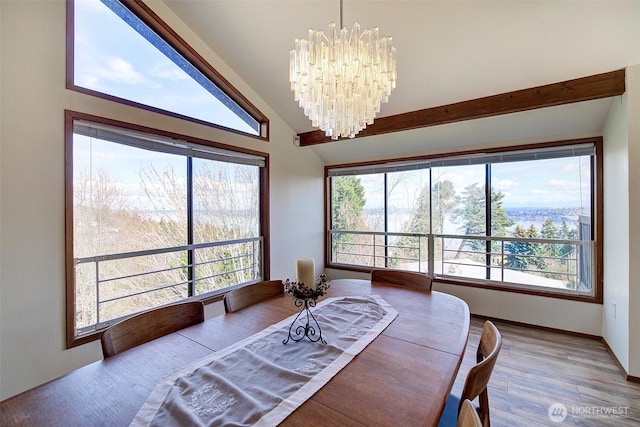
{"left": 479, "top": 389, "right": 490, "bottom": 427}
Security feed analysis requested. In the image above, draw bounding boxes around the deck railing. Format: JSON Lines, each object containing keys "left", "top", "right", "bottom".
{"left": 74, "top": 237, "right": 263, "bottom": 335}
{"left": 329, "top": 230, "right": 593, "bottom": 295}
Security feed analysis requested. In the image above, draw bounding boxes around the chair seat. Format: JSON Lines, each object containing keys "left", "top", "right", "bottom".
{"left": 438, "top": 394, "right": 461, "bottom": 427}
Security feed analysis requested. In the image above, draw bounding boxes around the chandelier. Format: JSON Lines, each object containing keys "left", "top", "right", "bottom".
{"left": 289, "top": 1, "right": 397, "bottom": 140}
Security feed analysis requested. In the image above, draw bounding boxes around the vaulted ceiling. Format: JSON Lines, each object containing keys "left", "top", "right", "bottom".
{"left": 163, "top": 0, "right": 640, "bottom": 163}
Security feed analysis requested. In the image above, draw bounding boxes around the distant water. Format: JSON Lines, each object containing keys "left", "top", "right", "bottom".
{"left": 371, "top": 208, "right": 583, "bottom": 235}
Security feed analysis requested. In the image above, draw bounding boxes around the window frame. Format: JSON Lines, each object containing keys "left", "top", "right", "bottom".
{"left": 324, "top": 137, "right": 603, "bottom": 304}
{"left": 66, "top": 0, "right": 269, "bottom": 140}
{"left": 65, "top": 110, "right": 271, "bottom": 348}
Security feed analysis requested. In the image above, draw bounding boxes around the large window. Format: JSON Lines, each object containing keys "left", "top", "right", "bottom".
{"left": 68, "top": 0, "right": 268, "bottom": 138}
{"left": 327, "top": 139, "right": 602, "bottom": 302}
{"left": 66, "top": 112, "right": 269, "bottom": 346}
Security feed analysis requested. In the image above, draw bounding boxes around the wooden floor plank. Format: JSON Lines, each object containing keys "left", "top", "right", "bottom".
{"left": 451, "top": 318, "right": 640, "bottom": 426}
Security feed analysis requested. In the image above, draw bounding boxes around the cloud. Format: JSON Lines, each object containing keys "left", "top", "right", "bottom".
{"left": 493, "top": 178, "right": 519, "bottom": 190}
{"left": 103, "top": 57, "right": 147, "bottom": 85}
{"left": 152, "top": 63, "right": 189, "bottom": 80}
{"left": 548, "top": 179, "right": 582, "bottom": 191}
{"left": 75, "top": 46, "right": 153, "bottom": 89}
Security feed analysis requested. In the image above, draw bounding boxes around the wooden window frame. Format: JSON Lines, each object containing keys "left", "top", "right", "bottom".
{"left": 66, "top": 0, "right": 269, "bottom": 140}
{"left": 65, "top": 110, "right": 271, "bottom": 348}
{"left": 324, "top": 137, "right": 604, "bottom": 304}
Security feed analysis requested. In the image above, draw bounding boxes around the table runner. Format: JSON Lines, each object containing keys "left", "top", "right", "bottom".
{"left": 130, "top": 295, "right": 398, "bottom": 427}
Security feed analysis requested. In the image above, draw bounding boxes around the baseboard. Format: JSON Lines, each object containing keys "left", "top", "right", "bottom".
{"left": 470, "top": 313, "right": 601, "bottom": 341}
{"left": 471, "top": 314, "right": 640, "bottom": 383}
{"left": 601, "top": 338, "right": 640, "bottom": 383}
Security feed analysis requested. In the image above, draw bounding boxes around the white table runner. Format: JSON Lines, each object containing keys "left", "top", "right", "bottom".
{"left": 130, "top": 295, "right": 397, "bottom": 427}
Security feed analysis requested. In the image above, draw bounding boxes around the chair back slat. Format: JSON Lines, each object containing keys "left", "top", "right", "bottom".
{"left": 459, "top": 320, "right": 502, "bottom": 427}
{"left": 457, "top": 399, "right": 482, "bottom": 427}
{"left": 371, "top": 268, "right": 433, "bottom": 290}
{"left": 224, "top": 280, "right": 284, "bottom": 313}
{"left": 100, "top": 301, "right": 204, "bottom": 358}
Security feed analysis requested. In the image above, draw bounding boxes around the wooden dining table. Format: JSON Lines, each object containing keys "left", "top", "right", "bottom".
{"left": 0, "top": 278, "right": 470, "bottom": 427}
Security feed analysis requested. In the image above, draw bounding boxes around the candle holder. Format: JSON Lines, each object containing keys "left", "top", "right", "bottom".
{"left": 282, "top": 275, "right": 330, "bottom": 345}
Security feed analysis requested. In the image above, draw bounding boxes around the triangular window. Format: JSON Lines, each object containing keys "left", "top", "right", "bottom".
{"left": 70, "top": 0, "right": 266, "bottom": 138}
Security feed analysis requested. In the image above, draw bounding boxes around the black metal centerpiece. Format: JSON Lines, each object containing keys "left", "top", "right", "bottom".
{"left": 282, "top": 275, "right": 330, "bottom": 345}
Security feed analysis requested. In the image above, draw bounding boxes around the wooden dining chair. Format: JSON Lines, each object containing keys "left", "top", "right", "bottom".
{"left": 438, "top": 320, "right": 502, "bottom": 427}
{"left": 370, "top": 268, "right": 433, "bottom": 290}
{"left": 100, "top": 301, "right": 205, "bottom": 358}
{"left": 457, "top": 399, "right": 482, "bottom": 427}
{"left": 223, "top": 280, "right": 284, "bottom": 313}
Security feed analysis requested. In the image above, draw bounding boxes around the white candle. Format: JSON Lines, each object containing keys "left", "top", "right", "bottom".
{"left": 296, "top": 258, "right": 315, "bottom": 290}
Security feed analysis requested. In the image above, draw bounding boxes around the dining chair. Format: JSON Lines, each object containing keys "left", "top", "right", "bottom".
{"left": 100, "top": 301, "right": 205, "bottom": 358}
{"left": 438, "top": 320, "right": 502, "bottom": 427}
{"left": 370, "top": 268, "right": 433, "bottom": 290}
{"left": 223, "top": 280, "right": 284, "bottom": 313}
{"left": 457, "top": 399, "right": 482, "bottom": 427}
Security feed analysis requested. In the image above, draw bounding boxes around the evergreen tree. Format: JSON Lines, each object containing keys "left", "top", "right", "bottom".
{"left": 526, "top": 224, "right": 547, "bottom": 270}
{"left": 454, "top": 183, "right": 485, "bottom": 237}
{"left": 541, "top": 217, "right": 559, "bottom": 257}
{"left": 505, "top": 225, "right": 529, "bottom": 270}
{"left": 453, "top": 183, "right": 514, "bottom": 254}
{"left": 558, "top": 220, "right": 577, "bottom": 258}
{"left": 403, "top": 182, "right": 431, "bottom": 234}
{"left": 490, "top": 191, "right": 515, "bottom": 237}
{"left": 331, "top": 176, "right": 366, "bottom": 231}
{"left": 394, "top": 179, "right": 458, "bottom": 267}
{"left": 401, "top": 179, "right": 458, "bottom": 235}
{"left": 330, "top": 176, "right": 367, "bottom": 264}
{"left": 505, "top": 224, "right": 547, "bottom": 270}
{"left": 432, "top": 180, "right": 458, "bottom": 233}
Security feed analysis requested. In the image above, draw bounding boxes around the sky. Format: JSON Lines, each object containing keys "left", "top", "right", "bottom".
{"left": 74, "top": 0, "right": 257, "bottom": 135}
{"left": 76, "top": 0, "right": 592, "bottom": 214}
{"left": 72, "top": 0, "right": 266, "bottom": 214}
{"left": 357, "top": 155, "right": 592, "bottom": 212}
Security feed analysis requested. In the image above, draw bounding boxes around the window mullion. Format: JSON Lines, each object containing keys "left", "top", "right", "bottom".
{"left": 485, "top": 164, "right": 492, "bottom": 281}
{"left": 384, "top": 174, "right": 389, "bottom": 268}
{"left": 187, "top": 157, "right": 195, "bottom": 296}
{"left": 428, "top": 168, "right": 433, "bottom": 276}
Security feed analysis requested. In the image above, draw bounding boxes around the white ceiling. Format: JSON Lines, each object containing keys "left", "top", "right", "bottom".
{"left": 163, "top": 0, "right": 640, "bottom": 163}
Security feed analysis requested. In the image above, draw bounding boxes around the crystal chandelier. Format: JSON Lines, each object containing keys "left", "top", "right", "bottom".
{"left": 289, "top": 1, "right": 397, "bottom": 140}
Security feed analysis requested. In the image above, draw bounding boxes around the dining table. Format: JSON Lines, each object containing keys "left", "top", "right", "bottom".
{"left": 0, "top": 278, "right": 470, "bottom": 427}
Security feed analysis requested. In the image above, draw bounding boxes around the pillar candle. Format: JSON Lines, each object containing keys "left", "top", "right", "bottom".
{"left": 296, "top": 258, "right": 315, "bottom": 290}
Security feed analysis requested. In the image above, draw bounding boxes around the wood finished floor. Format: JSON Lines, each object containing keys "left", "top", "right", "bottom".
{"left": 450, "top": 317, "right": 640, "bottom": 426}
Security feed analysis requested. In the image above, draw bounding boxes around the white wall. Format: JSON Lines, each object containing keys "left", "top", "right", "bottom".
{"left": 602, "top": 89, "right": 630, "bottom": 370}
{"left": 601, "top": 64, "right": 640, "bottom": 377}
{"left": 0, "top": 0, "right": 3, "bottom": 401}
{"left": 326, "top": 269, "right": 603, "bottom": 335}
{"left": 1, "top": 0, "right": 638, "bottom": 401}
{"left": 325, "top": 68, "right": 640, "bottom": 355}
{"left": 626, "top": 65, "right": 640, "bottom": 377}
{"left": 0, "top": 0, "right": 324, "bottom": 399}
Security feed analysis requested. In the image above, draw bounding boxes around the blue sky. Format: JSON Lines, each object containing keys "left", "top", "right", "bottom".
{"left": 359, "top": 155, "right": 591, "bottom": 212}
{"left": 74, "top": 0, "right": 257, "bottom": 135}
{"left": 76, "top": 0, "right": 591, "bottom": 213}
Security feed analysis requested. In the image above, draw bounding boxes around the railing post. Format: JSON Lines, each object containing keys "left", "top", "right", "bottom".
{"left": 372, "top": 234, "right": 376, "bottom": 267}
{"left": 428, "top": 234, "right": 434, "bottom": 276}
{"left": 501, "top": 240, "right": 505, "bottom": 282}
{"left": 95, "top": 260, "right": 100, "bottom": 326}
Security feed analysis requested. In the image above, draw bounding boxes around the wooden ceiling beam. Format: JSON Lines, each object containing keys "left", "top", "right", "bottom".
{"left": 298, "top": 69, "right": 626, "bottom": 147}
